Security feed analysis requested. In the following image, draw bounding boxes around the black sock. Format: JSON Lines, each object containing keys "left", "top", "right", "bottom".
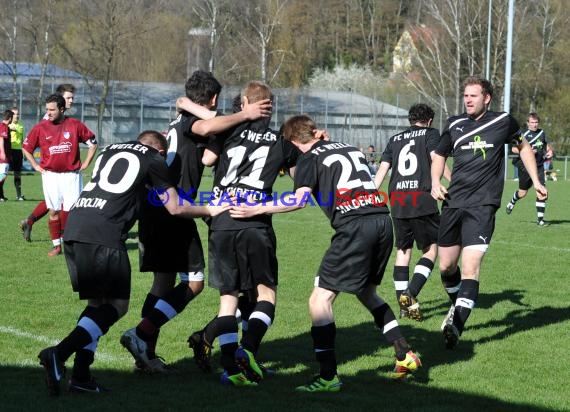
{"left": 311, "top": 323, "right": 337, "bottom": 380}
{"left": 217, "top": 315, "right": 239, "bottom": 374}
{"left": 408, "top": 257, "right": 434, "bottom": 298}
{"left": 453, "top": 279, "right": 479, "bottom": 334}
{"left": 371, "top": 303, "right": 408, "bottom": 360}
{"left": 393, "top": 266, "right": 409, "bottom": 305}
{"left": 57, "top": 304, "right": 119, "bottom": 362}
{"left": 441, "top": 267, "right": 461, "bottom": 304}
{"left": 240, "top": 300, "right": 275, "bottom": 354}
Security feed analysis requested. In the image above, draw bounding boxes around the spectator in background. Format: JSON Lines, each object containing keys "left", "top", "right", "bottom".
{"left": 9, "top": 107, "right": 25, "bottom": 200}
{"left": 366, "top": 145, "right": 378, "bottom": 175}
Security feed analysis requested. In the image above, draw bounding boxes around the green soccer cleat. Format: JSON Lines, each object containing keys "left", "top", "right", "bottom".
{"left": 220, "top": 370, "right": 258, "bottom": 387}
{"left": 235, "top": 346, "right": 264, "bottom": 382}
{"left": 295, "top": 375, "right": 342, "bottom": 393}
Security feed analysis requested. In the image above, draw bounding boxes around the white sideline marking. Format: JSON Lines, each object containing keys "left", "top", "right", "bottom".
{"left": 493, "top": 240, "right": 570, "bottom": 253}
{"left": 0, "top": 325, "right": 126, "bottom": 363}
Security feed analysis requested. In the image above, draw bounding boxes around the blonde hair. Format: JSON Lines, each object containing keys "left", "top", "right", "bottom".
{"left": 281, "top": 115, "right": 317, "bottom": 144}
{"left": 242, "top": 81, "right": 273, "bottom": 104}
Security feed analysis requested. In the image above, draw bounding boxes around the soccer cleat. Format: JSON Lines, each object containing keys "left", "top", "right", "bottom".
{"left": 0, "top": 197, "right": 7, "bottom": 202}
{"left": 47, "top": 245, "right": 62, "bottom": 257}
{"left": 135, "top": 356, "right": 174, "bottom": 374}
{"left": 505, "top": 203, "right": 514, "bottom": 214}
{"left": 220, "top": 370, "right": 258, "bottom": 387}
{"left": 295, "top": 375, "right": 342, "bottom": 393}
{"left": 17, "top": 196, "right": 25, "bottom": 201}
{"left": 537, "top": 220, "right": 548, "bottom": 227}
{"left": 187, "top": 330, "right": 212, "bottom": 373}
{"left": 68, "top": 377, "right": 110, "bottom": 393}
{"left": 392, "top": 350, "right": 422, "bottom": 380}
{"left": 235, "top": 346, "right": 264, "bottom": 383}
{"left": 440, "top": 305, "right": 455, "bottom": 331}
{"left": 443, "top": 323, "right": 460, "bottom": 349}
{"left": 38, "top": 347, "right": 66, "bottom": 397}
{"left": 120, "top": 328, "right": 152, "bottom": 370}
{"left": 399, "top": 290, "right": 422, "bottom": 321}
{"left": 19, "top": 219, "right": 32, "bottom": 242}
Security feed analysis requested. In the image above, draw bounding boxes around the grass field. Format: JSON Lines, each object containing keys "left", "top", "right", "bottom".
{"left": 0, "top": 170, "right": 569, "bottom": 412}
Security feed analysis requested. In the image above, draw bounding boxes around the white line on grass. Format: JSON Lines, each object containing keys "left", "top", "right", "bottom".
{"left": 0, "top": 325, "right": 126, "bottom": 364}
{"left": 493, "top": 240, "right": 570, "bottom": 253}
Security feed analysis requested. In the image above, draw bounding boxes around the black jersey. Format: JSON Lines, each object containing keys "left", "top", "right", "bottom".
{"left": 64, "top": 141, "right": 172, "bottom": 250}
{"left": 165, "top": 112, "right": 209, "bottom": 196}
{"left": 294, "top": 140, "right": 389, "bottom": 230}
{"left": 209, "top": 118, "right": 299, "bottom": 230}
{"left": 381, "top": 125, "right": 440, "bottom": 218}
{"left": 517, "top": 128, "right": 548, "bottom": 167}
{"left": 436, "top": 111, "right": 522, "bottom": 208}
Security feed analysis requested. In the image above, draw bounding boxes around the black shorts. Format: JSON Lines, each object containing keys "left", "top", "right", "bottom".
{"left": 139, "top": 211, "right": 204, "bottom": 273}
{"left": 438, "top": 206, "right": 497, "bottom": 249}
{"left": 393, "top": 213, "right": 440, "bottom": 250}
{"left": 208, "top": 227, "right": 278, "bottom": 294}
{"left": 9, "top": 149, "right": 22, "bottom": 172}
{"left": 64, "top": 241, "right": 131, "bottom": 300}
{"left": 317, "top": 214, "right": 393, "bottom": 295}
{"left": 518, "top": 164, "right": 545, "bottom": 191}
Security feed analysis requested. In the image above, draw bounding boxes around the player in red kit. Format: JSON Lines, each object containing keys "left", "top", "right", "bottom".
{"left": 22, "top": 93, "right": 98, "bottom": 256}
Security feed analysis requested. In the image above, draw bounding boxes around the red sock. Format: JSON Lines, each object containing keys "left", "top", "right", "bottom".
{"left": 60, "top": 210, "right": 69, "bottom": 233}
{"left": 48, "top": 218, "right": 62, "bottom": 244}
{"left": 28, "top": 201, "right": 49, "bottom": 225}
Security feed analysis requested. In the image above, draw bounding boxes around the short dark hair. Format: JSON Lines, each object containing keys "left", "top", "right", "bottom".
{"left": 408, "top": 103, "right": 435, "bottom": 124}
{"left": 45, "top": 94, "right": 66, "bottom": 110}
{"left": 56, "top": 83, "right": 76, "bottom": 94}
{"left": 3, "top": 110, "right": 14, "bottom": 122}
{"left": 464, "top": 75, "right": 493, "bottom": 98}
{"left": 185, "top": 70, "right": 222, "bottom": 105}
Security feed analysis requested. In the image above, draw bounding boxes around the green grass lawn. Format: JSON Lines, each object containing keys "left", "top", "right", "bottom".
{"left": 0, "top": 171, "right": 568, "bottom": 411}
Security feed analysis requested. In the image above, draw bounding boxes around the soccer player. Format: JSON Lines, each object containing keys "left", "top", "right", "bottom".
{"left": 230, "top": 114, "right": 421, "bottom": 392}
{"left": 0, "top": 110, "right": 14, "bottom": 201}
{"left": 198, "top": 81, "right": 298, "bottom": 387}
{"left": 375, "top": 103, "right": 450, "bottom": 321}
{"left": 119, "top": 71, "right": 271, "bottom": 373}
{"left": 20, "top": 84, "right": 77, "bottom": 242}
{"left": 22, "top": 93, "right": 98, "bottom": 256}
{"left": 37, "top": 130, "right": 229, "bottom": 396}
{"left": 8, "top": 107, "right": 25, "bottom": 200}
{"left": 431, "top": 76, "right": 547, "bottom": 349}
{"left": 506, "top": 112, "right": 549, "bottom": 226}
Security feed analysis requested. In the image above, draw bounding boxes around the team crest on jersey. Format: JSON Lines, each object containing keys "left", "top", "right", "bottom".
{"left": 63, "top": 131, "right": 71, "bottom": 139}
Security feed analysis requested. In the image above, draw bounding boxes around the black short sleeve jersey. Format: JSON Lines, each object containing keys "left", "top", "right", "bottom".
{"left": 63, "top": 141, "right": 173, "bottom": 250}
{"left": 209, "top": 118, "right": 299, "bottom": 230}
{"left": 517, "top": 128, "right": 548, "bottom": 167}
{"left": 165, "top": 112, "right": 209, "bottom": 197}
{"left": 435, "top": 111, "right": 522, "bottom": 208}
{"left": 381, "top": 126, "right": 440, "bottom": 218}
{"left": 294, "top": 140, "right": 389, "bottom": 230}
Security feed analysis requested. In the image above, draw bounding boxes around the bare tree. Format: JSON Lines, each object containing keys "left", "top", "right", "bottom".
{"left": 0, "top": 0, "right": 19, "bottom": 105}
{"left": 233, "top": 0, "right": 290, "bottom": 83}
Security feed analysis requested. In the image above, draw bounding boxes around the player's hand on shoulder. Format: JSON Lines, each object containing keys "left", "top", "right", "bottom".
{"left": 242, "top": 97, "right": 272, "bottom": 120}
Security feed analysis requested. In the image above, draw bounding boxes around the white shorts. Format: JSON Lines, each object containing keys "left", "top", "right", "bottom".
{"left": 42, "top": 171, "right": 83, "bottom": 211}
{"left": 0, "top": 163, "right": 8, "bottom": 181}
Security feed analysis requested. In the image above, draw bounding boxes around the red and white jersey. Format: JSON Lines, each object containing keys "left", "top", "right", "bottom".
{"left": 0, "top": 123, "right": 10, "bottom": 164}
{"left": 23, "top": 117, "right": 96, "bottom": 172}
